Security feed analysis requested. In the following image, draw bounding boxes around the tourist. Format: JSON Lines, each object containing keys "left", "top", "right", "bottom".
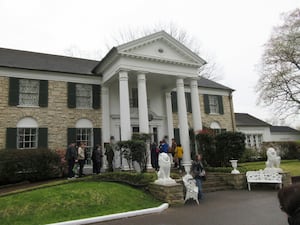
{"left": 159, "top": 139, "right": 169, "bottom": 153}
{"left": 170, "top": 138, "right": 177, "bottom": 166}
{"left": 191, "top": 154, "right": 206, "bottom": 200}
{"left": 174, "top": 144, "right": 183, "bottom": 170}
{"left": 77, "top": 142, "right": 86, "bottom": 177}
{"left": 65, "top": 142, "right": 77, "bottom": 179}
{"left": 92, "top": 144, "right": 103, "bottom": 174}
{"left": 278, "top": 184, "right": 300, "bottom": 225}
{"left": 105, "top": 142, "right": 114, "bottom": 172}
{"left": 151, "top": 142, "right": 159, "bottom": 171}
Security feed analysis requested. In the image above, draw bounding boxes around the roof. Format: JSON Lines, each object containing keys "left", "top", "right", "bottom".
{"left": 235, "top": 113, "right": 271, "bottom": 127}
{"left": 270, "top": 126, "right": 300, "bottom": 133}
{"left": 197, "top": 77, "right": 234, "bottom": 91}
{"left": 0, "top": 47, "right": 99, "bottom": 75}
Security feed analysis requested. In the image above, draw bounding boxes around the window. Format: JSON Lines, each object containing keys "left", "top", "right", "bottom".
{"left": 19, "top": 79, "right": 39, "bottom": 106}
{"left": 245, "top": 134, "right": 263, "bottom": 149}
{"left": 76, "top": 128, "right": 93, "bottom": 164}
{"left": 130, "top": 88, "right": 138, "bottom": 108}
{"left": 204, "top": 94, "right": 224, "bottom": 115}
{"left": 76, "top": 84, "right": 92, "bottom": 108}
{"left": 17, "top": 128, "right": 38, "bottom": 149}
{"left": 68, "top": 83, "right": 100, "bottom": 109}
{"left": 208, "top": 95, "right": 219, "bottom": 114}
{"left": 170, "top": 91, "right": 192, "bottom": 113}
{"left": 210, "top": 121, "right": 226, "bottom": 134}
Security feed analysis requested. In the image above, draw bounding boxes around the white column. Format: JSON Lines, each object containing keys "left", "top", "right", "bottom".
{"left": 101, "top": 86, "right": 110, "bottom": 170}
{"left": 137, "top": 73, "right": 149, "bottom": 133}
{"left": 176, "top": 78, "right": 192, "bottom": 173}
{"left": 165, "top": 92, "right": 174, "bottom": 144}
{"left": 119, "top": 71, "right": 131, "bottom": 171}
{"left": 190, "top": 79, "right": 203, "bottom": 131}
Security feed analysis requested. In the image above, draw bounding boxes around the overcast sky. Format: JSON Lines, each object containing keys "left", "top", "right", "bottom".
{"left": 1, "top": 0, "right": 299, "bottom": 127}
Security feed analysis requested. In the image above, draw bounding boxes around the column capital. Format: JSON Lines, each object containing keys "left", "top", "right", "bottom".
{"left": 137, "top": 73, "right": 146, "bottom": 81}
{"left": 119, "top": 70, "right": 128, "bottom": 81}
{"left": 101, "top": 86, "right": 109, "bottom": 95}
{"left": 176, "top": 78, "right": 184, "bottom": 87}
{"left": 190, "top": 79, "right": 199, "bottom": 88}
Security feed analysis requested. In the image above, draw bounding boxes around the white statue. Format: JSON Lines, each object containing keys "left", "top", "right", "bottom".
{"left": 182, "top": 175, "right": 199, "bottom": 204}
{"left": 154, "top": 153, "right": 176, "bottom": 185}
{"left": 264, "top": 147, "right": 282, "bottom": 173}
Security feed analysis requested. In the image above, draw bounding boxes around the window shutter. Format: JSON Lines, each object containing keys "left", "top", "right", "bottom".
{"left": 93, "top": 128, "right": 102, "bottom": 146}
{"left": 39, "top": 80, "right": 48, "bottom": 107}
{"left": 38, "top": 128, "right": 48, "bottom": 148}
{"left": 8, "top": 77, "right": 19, "bottom": 106}
{"left": 67, "top": 128, "right": 77, "bottom": 146}
{"left": 218, "top": 95, "right": 224, "bottom": 114}
{"left": 92, "top": 85, "right": 101, "bottom": 109}
{"left": 174, "top": 128, "right": 180, "bottom": 145}
{"left": 204, "top": 94, "right": 210, "bottom": 114}
{"left": 171, "top": 92, "right": 178, "bottom": 112}
{"left": 67, "top": 82, "right": 76, "bottom": 108}
{"left": 185, "top": 92, "right": 192, "bottom": 113}
{"left": 6, "top": 128, "right": 17, "bottom": 149}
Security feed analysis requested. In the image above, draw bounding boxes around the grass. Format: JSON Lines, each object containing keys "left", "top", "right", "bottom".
{"left": 0, "top": 181, "right": 162, "bottom": 225}
{"left": 239, "top": 159, "right": 300, "bottom": 176}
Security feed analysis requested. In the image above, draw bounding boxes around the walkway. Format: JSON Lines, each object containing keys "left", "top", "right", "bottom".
{"left": 93, "top": 190, "right": 287, "bottom": 225}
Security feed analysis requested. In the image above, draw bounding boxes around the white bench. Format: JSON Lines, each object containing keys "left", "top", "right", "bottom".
{"left": 182, "top": 175, "right": 199, "bottom": 204}
{"left": 246, "top": 170, "right": 282, "bottom": 191}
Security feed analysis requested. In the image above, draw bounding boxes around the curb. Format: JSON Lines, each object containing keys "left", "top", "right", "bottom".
{"left": 47, "top": 203, "right": 169, "bottom": 225}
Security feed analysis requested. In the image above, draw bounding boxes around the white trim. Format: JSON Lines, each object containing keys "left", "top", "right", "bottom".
{"left": 17, "top": 117, "right": 38, "bottom": 128}
{"left": 75, "top": 119, "right": 93, "bottom": 128}
{"left": 0, "top": 67, "right": 101, "bottom": 85}
{"left": 47, "top": 203, "right": 169, "bottom": 225}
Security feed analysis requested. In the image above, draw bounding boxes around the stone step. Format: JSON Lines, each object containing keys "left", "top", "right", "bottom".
{"left": 203, "top": 185, "right": 234, "bottom": 192}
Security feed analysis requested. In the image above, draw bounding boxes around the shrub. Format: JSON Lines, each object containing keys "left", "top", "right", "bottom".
{"left": 93, "top": 172, "right": 156, "bottom": 187}
{"left": 261, "top": 142, "right": 300, "bottom": 160}
{"left": 0, "top": 149, "right": 61, "bottom": 185}
{"left": 196, "top": 130, "right": 216, "bottom": 166}
{"left": 215, "top": 132, "right": 246, "bottom": 166}
{"left": 117, "top": 140, "right": 148, "bottom": 172}
{"left": 240, "top": 148, "right": 261, "bottom": 163}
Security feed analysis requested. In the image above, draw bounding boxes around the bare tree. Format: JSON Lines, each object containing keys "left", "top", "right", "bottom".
{"left": 64, "top": 45, "right": 103, "bottom": 60}
{"left": 256, "top": 8, "right": 300, "bottom": 118}
{"left": 106, "top": 23, "right": 222, "bottom": 81}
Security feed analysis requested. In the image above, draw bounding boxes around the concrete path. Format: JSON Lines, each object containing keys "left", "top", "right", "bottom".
{"left": 93, "top": 190, "right": 287, "bottom": 225}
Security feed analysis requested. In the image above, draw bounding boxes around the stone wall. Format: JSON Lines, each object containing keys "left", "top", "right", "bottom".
{"left": 0, "top": 76, "right": 102, "bottom": 150}
{"left": 149, "top": 182, "right": 184, "bottom": 205}
{"left": 173, "top": 94, "right": 236, "bottom": 131}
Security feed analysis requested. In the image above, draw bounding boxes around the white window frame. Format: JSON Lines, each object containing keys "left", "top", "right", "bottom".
{"left": 76, "top": 84, "right": 92, "bottom": 109}
{"left": 17, "top": 117, "right": 39, "bottom": 149}
{"left": 76, "top": 119, "right": 93, "bottom": 165}
{"left": 19, "top": 79, "right": 40, "bottom": 106}
{"left": 208, "top": 95, "right": 219, "bottom": 114}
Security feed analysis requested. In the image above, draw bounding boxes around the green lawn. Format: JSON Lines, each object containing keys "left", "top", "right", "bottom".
{"left": 0, "top": 181, "right": 162, "bottom": 225}
{"left": 239, "top": 159, "right": 300, "bottom": 176}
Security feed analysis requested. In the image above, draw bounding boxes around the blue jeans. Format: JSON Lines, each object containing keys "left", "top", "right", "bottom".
{"left": 195, "top": 177, "right": 203, "bottom": 200}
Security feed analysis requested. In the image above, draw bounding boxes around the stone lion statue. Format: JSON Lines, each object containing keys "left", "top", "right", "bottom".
{"left": 265, "top": 147, "right": 282, "bottom": 172}
{"left": 154, "top": 153, "right": 176, "bottom": 185}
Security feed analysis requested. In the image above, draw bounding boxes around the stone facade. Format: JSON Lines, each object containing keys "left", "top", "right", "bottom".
{"left": 0, "top": 76, "right": 102, "bottom": 150}
{"left": 173, "top": 94, "right": 236, "bottom": 131}
{"left": 149, "top": 182, "right": 184, "bottom": 205}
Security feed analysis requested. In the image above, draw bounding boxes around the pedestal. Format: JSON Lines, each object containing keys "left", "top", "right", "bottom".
{"left": 149, "top": 183, "right": 184, "bottom": 205}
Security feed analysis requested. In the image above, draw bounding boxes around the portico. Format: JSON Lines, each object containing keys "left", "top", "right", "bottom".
{"left": 92, "top": 31, "right": 206, "bottom": 171}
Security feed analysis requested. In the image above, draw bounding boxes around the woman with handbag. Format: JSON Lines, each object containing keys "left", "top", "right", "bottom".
{"left": 191, "top": 154, "right": 206, "bottom": 201}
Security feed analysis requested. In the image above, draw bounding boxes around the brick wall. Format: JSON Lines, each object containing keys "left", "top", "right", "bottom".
{"left": 0, "top": 76, "right": 102, "bottom": 150}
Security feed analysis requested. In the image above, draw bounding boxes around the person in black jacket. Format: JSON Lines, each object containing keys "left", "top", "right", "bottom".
{"left": 278, "top": 184, "right": 300, "bottom": 225}
{"left": 92, "top": 144, "right": 103, "bottom": 174}
{"left": 65, "top": 142, "right": 77, "bottom": 179}
{"left": 191, "top": 154, "right": 206, "bottom": 201}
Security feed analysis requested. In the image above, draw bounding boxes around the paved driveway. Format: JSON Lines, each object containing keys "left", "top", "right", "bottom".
{"left": 93, "top": 190, "right": 287, "bottom": 225}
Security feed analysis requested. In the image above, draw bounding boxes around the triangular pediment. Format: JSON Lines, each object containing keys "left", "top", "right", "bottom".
{"left": 116, "top": 31, "right": 206, "bottom": 67}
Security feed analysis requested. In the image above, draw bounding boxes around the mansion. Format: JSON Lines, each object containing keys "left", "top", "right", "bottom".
{"left": 0, "top": 31, "right": 235, "bottom": 169}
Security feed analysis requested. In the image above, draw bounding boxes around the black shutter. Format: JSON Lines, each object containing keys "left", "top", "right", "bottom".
{"left": 185, "top": 92, "right": 192, "bottom": 113}
{"left": 93, "top": 128, "right": 102, "bottom": 146}
{"left": 6, "top": 128, "right": 17, "bottom": 149}
{"left": 8, "top": 77, "right": 19, "bottom": 106}
{"left": 218, "top": 95, "right": 224, "bottom": 114}
{"left": 38, "top": 128, "right": 48, "bottom": 148}
{"left": 67, "top": 128, "right": 77, "bottom": 146}
{"left": 67, "top": 83, "right": 76, "bottom": 108}
{"left": 174, "top": 128, "right": 180, "bottom": 145}
{"left": 39, "top": 80, "right": 48, "bottom": 107}
{"left": 171, "top": 91, "right": 178, "bottom": 112}
{"left": 204, "top": 94, "right": 210, "bottom": 114}
{"left": 92, "top": 85, "right": 101, "bottom": 109}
